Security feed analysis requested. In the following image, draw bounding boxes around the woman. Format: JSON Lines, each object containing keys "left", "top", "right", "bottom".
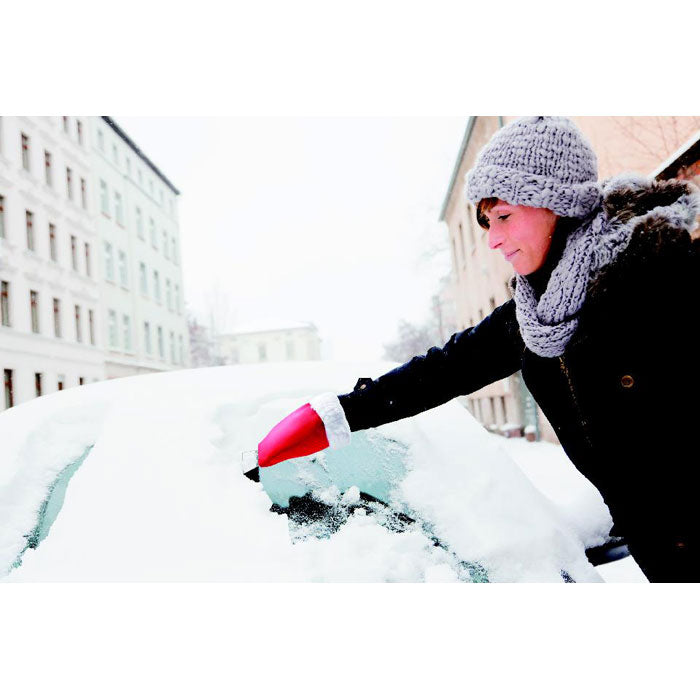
{"left": 257, "top": 116, "right": 700, "bottom": 582}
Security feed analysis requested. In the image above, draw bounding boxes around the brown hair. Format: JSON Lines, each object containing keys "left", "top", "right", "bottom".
{"left": 476, "top": 198, "right": 499, "bottom": 230}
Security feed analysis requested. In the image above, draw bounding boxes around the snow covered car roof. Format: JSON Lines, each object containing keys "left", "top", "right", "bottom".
{"left": 0, "top": 362, "right": 611, "bottom": 582}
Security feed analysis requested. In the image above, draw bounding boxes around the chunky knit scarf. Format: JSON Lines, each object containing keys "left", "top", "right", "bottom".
{"left": 514, "top": 174, "right": 700, "bottom": 358}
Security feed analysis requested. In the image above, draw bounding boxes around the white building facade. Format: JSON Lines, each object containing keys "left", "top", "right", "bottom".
{"left": 217, "top": 322, "right": 321, "bottom": 364}
{"left": 90, "top": 117, "right": 189, "bottom": 379}
{"left": 1, "top": 116, "right": 104, "bottom": 410}
{"left": 1, "top": 116, "right": 190, "bottom": 413}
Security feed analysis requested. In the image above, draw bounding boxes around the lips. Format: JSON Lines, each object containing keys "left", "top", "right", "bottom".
{"left": 505, "top": 250, "right": 520, "bottom": 261}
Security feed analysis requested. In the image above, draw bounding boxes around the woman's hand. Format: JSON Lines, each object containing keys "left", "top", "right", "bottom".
{"left": 257, "top": 393, "right": 351, "bottom": 467}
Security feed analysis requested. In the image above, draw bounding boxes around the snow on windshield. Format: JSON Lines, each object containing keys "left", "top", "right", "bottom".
{"left": 0, "top": 362, "right": 607, "bottom": 582}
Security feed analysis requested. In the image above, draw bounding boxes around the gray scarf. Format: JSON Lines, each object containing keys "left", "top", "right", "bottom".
{"left": 513, "top": 174, "right": 699, "bottom": 358}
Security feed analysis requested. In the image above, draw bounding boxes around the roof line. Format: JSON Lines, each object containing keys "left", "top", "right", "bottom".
{"left": 439, "top": 116, "right": 476, "bottom": 222}
{"left": 649, "top": 128, "right": 700, "bottom": 179}
{"left": 101, "top": 117, "right": 180, "bottom": 195}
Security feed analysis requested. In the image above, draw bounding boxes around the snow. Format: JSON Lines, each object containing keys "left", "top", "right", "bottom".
{"left": 0, "top": 362, "right": 612, "bottom": 582}
{"left": 220, "top": 319, "right": 315, "bottom": 336}
{"left": 489, "top": 434, "right": 613, "bottom": 549}
{"left": 491, "top": 433, "right": 647, "bottom": 583}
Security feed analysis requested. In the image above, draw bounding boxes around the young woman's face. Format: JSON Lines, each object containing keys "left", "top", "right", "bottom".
{"left": 484, "top": 200, "right": 559, "bottom": 275}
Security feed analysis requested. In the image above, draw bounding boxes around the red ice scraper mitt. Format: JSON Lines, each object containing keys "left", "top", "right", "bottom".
{"left": 257, "top": 393, "right": 351, "bottom": 467}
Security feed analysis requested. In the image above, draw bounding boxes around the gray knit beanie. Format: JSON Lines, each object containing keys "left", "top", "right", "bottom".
{"left": 465, "top": 116, "right": 602, "bottom": 219}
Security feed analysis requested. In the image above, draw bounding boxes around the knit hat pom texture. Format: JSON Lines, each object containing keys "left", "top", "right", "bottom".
{"left": 465, "top": 116, "right": 602, "bottom": 219}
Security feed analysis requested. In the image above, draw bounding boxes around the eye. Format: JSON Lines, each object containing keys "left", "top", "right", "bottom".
{"left": 498, "top": 214, "right": 510, "bottom": 221}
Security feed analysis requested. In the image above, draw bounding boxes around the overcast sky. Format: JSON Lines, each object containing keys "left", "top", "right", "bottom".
{"left": 115, "top": 117, "right": 467, "bottom": 361}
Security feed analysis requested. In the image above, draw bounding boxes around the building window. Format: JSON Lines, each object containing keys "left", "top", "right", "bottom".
{"left": 53, "top": 297, "right": 61, "bottom": 338}
{"left": 163, "top": 230, "right": 169, "bottom": 259}
{"left": 166, "top": 279, "right": 172, "bottom": 311}
{"left": 149, "top": 179, "right": 154, "bottom": 195}
{"left": 84, "top": 242, "right": 91, "bottom": 276}
{"left": 112, "top": 143, "right": 118, "bottom": 164}
{"left": 76, "top": 120, "right": 83, "bottom": 145}
{"left": 75, "top": 304, "right": 82, "bottom": 343}
{"left": 44, "top": 150, "right": 52, "bottom": 186}
{"left": 144, "top": 321, "right": 152, "bottom": 355}
{"left": 138, "top": 169, "right": 142, "bottom": 185}
{"left": 79, "top": 377, "right": 85, "bottom": 386}
{"left": 97, "top": 129, "right": 104, "bottom": 151}
{"left": 30, "top": 291, "right": 39, "bottom": 333}
{"left": 104, "top": 242, "right": 114, "bottom": 281}
{"left": 57, "top": 375, "right": 65, "bottom": 391}
{"left": 108, "top": 309, "right": 118, "bottom": 348}
{"left": 49, "top": 223, "right": 57, "bottom": 262}
{"left": 100, "top": 180, "right": 109, "bottom": 216}
{"left": 157, "top": 326, "right": 164, "bottom": 359}
{"left": 136, "top": 207, "right": 143, "bottom": 239}
{"left": 139, "top": 262, "right": 148, "bottom": 296}
{"left": 258, "top": 343, "right": 267, "bottom": 361}
{"left": 0, "top": 195, "right": 5, "bottom": 239}
{"left": 35, "top": 372, "right": 42, "bottom": 397}
{"left": 114, "top": 191, "right": 124, "bottom": 226}
{"left": 89, "top": 309, "right": 95, "bottom": 345}
{"left": 169, "top": 331, "right": 175, "bottom": 364}
{"left": 21, "top": 132, "right": 30, "bottom": 171}
{"left": 4, "top": 369, "right": 13, "bottom": 409}
{"left": 175, "top": 283, "right": 180, "bottom": 313}
{"left": 118, "top": 250, "right": 128, "bottom": 288}
{"left": 153, "top": 270, "right": 161, "bottom": 302}
{"left": 171, "top": 237, "right": 178, "bottom": 265}
{"left": 149, "top": 217, "right": 157, "bottom": 248}
{"left": 126, "top": 157, "right": 131, "bottom": 176}
{"left": 123, "top": 314, "right": 131, "bottom": 351}
{"left": 62, "top": 116, "right": 69, "bottom": 133}
{"left": 1, "top": 280, "right": 10, "bottom": 327}
{"left": 80, "top": 178, "right": 87, "bottom": 209}
{"left": 71, "top": 235, "right": 78, "bottom": 271}
{"left": 25, "top": 210, "right": 35, "bottom": 251}
{"left": 66, "top": 167, "right": 73, "bottom": 201}
{"left": 160, "top": 190, "right": 164, "bottom": 206}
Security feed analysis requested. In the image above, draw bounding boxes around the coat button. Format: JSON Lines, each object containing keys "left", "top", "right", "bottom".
{"left": 620, "top": 374, "right": 635, "bottom": 389}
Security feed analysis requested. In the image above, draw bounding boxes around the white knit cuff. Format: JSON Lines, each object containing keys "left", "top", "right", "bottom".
{"left": 309, "top": 392, "right": 351, "bottom": 450}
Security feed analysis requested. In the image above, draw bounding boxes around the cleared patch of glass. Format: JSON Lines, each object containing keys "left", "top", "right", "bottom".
{"left": 12, "top": 444, "right": 93, "bottom": 569}
{"left": 258, "top": 430, "right": 490, "bottom": 582}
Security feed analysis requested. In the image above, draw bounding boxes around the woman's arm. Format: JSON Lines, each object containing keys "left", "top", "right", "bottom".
{"left": 338, "top": 299, "right": 523, "bottom": 431}
{"left": 257, "top": 299, "right": 522, "bottom": 466}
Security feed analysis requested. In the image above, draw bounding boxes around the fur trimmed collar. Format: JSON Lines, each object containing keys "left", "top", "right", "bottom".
{"left": 586, "top": 174, "right": 700, "bottom": 300}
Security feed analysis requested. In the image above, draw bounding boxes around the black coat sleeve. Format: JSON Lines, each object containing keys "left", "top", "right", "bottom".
{"left": 337, "top": 299, "right": 523, "bottom": 431}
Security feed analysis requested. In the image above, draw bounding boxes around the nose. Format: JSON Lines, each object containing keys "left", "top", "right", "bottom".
{"left": 488, "top": 226, "right": 505, "bottom": 250}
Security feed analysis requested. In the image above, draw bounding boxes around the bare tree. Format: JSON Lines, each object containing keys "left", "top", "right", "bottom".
{"left": 382, "top": 317, "right": 443, "bottom": 364}
{"left": 609, "top": 116, "right": 700, "bottom": 173}
{"left": 204, "top": 280, "right": 235, "bottom": 340}
{"left": 187, "top": 309, "right": 225, "bottom": 367}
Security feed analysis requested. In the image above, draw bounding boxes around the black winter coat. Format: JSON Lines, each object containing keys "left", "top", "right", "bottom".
{"left": 338, "top": 177, "right": 700, "bottom": 544}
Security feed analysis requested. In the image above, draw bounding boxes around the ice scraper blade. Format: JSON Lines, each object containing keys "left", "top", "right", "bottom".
{"left": 241, "top": 450, "right": 260, "bottom": 482}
